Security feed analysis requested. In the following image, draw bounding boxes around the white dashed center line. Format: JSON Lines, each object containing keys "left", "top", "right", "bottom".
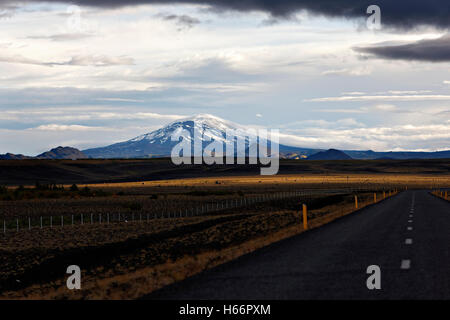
{"left": 405, "top": 238, "right": 413, "bottom": 245}
{"left": 408, "top": 220, "right": 413, "bottom": 223}
{"left": 401, "top": 260, "right": 411, "bottom": 270}
{"left": 407, "top": 226, "right": 413, "bottom": 231}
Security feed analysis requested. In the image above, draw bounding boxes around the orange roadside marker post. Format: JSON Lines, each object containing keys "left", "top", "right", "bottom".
{"left": 354, "top": 195, "right": 358, "bottom": 209}
{"left": 374, "top": 193, "right": 377, "bottom": 203}
{"left": 302, "top": 204, "right": 308, "bottom": 230}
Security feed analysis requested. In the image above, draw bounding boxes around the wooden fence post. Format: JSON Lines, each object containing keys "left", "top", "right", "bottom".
{"left": 302, "top": 204, "right": 308, "bottom": 230}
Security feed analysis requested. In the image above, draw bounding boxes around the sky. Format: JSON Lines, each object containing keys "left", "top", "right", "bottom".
{"left": 0, "top": 0, "right": 449, "bottom": 155}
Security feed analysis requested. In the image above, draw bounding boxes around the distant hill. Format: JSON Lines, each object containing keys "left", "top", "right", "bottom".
{"left": 307, "top": 149, "right": 353, "bottom": 160}
{"left": 0, "top": 153, "right": 33, "bottom": 160}
{"left": 36, "top": 147, "right": 87, "bottom": 160}
{"left": 345, "top": 149, "right": 450, "bottom": 160}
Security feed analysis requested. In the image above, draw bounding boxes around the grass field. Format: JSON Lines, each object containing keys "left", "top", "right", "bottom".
{"left": 0, "top": 158, "right": 449, "bottom": 186}
{"left": 80, "top": 173, "right": 449, "bottom": 189}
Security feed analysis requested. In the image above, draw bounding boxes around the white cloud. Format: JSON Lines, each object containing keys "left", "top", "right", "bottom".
{"left": 279, "top": 123, "right": 450, "bottom": 152}
{"left": 321, "top": 67, "right": 372, "bottom": 76}
{"left": 0, "top": 108, "right": 184, "bottom": 123}
{"left": 342, "top": 91, "right": 366, "bottom": 96}
{"left": 95, "top": 98, "right": 145, "bottom": 103}
{"left": 374, "top": 104, "right": 398, "bottom": 111}
{"left": 0, "top": 53, "right": 134, "bottom": 67}
{"left": 387, "top": 90, "right": 432, "bottom": 95}
{"left": 33, "top": 124, "right": 107, "bottom": 131}
{"left": 307, "top": 95, "right": 450, "bottom": 103}
{"left": 27, "top": 33, "right": 95, "bottom": 41}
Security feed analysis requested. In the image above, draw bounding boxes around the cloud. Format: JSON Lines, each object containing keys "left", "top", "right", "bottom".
{"left": 322, "top": 67, "right": 372, "bottom": 76}
{"left": 317, "top": 108, "right": 368, "bottom": 114}
{"left": 444, "top": 81, "right": 450, "bottom": 85}
{"left": 0, "top": 108, "right": 185, "bottom": 123}
{"left": 387, "top": 90, "right": 432, "bottom": 95}
{"left": 0, "top": 54, "right": 134, "bottom": 67}
{"left": 3, "top": 0, "right": 449, "bottom": 29}
{"left": 307, "top": 94, "right": 450, "bottom": 103}
{"left": 33, "top": 124, "right": 106, "bottom": 131}
{"left": 342, "top": 92, "right": 366, "bottom": 96}
{"left": 63, "top": 55, "right": 135, "bottom": 66}
{"left": 355, "top": 34, "right": 450, "bottom": 62}
{"left": 157, "top": 13, "right": 201, "bottom": 30}
{"left": 281, "top": 118, "right": 365, "bottom": 129}
{"left": 95, "top": 98, "right": 145, "bottom": 103}
{"left": 27, "top": 33, "right": 95, "bottom": 41}
{"left": 374, "top": 104, "right": 397, "bottom": 112}
{"left": 0, "top": 3, "right": 17, "bottom": 19}
{"left": 279, "top": 123, "right": 450, "bottom": 151}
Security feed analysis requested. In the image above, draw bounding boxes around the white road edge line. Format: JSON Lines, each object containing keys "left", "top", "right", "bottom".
{"left": 401, "top": 260, "right": 411, "bottom": 270}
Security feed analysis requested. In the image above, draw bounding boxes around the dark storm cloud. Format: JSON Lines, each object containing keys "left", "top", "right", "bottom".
{"left": 355, "top": 35, "right": 450, "bottom": 62}
{"left": 3, "top": 0, "right": 450, "bottom": 29}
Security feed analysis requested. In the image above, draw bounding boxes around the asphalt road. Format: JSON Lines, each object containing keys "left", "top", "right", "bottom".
{"left": 146, "top": 191, "right": 450, "bottom": 300}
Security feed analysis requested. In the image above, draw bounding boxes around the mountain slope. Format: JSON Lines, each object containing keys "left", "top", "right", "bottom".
{"left": 0, "top": 153, "right": 33, "bottom": 160}
{"left": 345, "top": 150, "right": 450, "bottom": 160}
{"left": 36, "top": 147, "right": 87, "bottom": 160}
{"left": 308, "top": 149, "right": 353, "bottom": 160}
{"left": 83, "top": 114, "right": 319, "bottom": 159}
{"left": 83, "top": 114, "right": 236, "bottom": 158}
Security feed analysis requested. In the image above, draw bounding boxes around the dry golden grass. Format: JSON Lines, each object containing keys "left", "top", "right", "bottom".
{"left": 431, "top": 190, "right": 450, "bottom": 202}
{"left": 79, "top": 174, "right": 450, "bottom": 190}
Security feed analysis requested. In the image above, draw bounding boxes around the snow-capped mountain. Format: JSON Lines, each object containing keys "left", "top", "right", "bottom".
{"left": 83, "top": 114, "right": 316, "bottom": 159}
{"left": 129, "top": 114, "right": 246, "bottom": 145}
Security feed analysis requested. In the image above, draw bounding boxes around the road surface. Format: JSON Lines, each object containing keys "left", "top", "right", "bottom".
{"left": 146, "top": 190, "right": 450, "bottom": 300}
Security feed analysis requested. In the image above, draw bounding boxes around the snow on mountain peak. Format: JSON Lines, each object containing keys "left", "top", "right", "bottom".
{"left": 172, "top": 114, "right": 243, "bottom": 131}
{"left": 129, "top": 114, "right": 246, "bottom": 144}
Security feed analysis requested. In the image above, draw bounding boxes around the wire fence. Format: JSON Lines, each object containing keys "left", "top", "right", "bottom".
{"left": 2, "top": 187, "right": 402, "bottom": 235}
